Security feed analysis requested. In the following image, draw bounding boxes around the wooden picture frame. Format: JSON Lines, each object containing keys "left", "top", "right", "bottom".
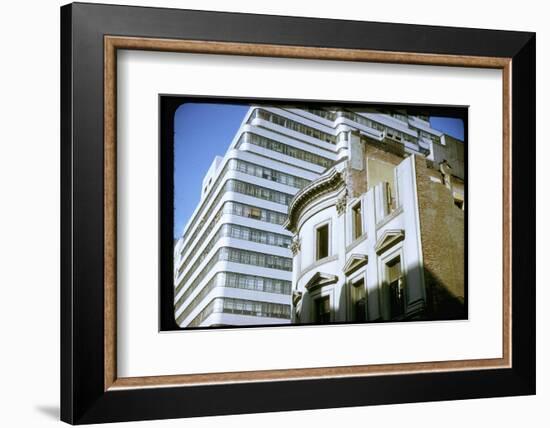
{"left": 61, "top": 2, "right": 535, "bottom": 424}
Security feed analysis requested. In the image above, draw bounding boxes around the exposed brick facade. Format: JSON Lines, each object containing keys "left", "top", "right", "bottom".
{"left": 414, "top": 155, "right": 465, "bottom": 319}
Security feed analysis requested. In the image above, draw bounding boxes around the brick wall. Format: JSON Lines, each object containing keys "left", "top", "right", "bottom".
{"left": 415, "top": 155, "right": 466, "bottom": 319}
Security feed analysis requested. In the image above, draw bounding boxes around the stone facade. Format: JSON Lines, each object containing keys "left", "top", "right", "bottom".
{"left": 285, "top": 132, "right": 465, "bottom": 324}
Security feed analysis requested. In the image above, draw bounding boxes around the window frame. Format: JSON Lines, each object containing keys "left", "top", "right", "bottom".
{"left": 309, "top": 288, "right": 334, "bottom": 323}
{"left": 379, "top": 246, "right": 407, "bottom": 321}
{"left": 348, "top": 272, "right": 368, "bottom": 322}
{"left": 314, "top": 219, "right": 331, "bottom": 261}
{"left": 351, "top": 199, "right": 364, "bottom": 241}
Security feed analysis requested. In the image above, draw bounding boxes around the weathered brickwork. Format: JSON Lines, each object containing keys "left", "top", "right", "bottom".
{"left": 414, "top": 155, "right": 465, "bottom": 319}
{"left": 364, "top": 138, "right": 405, "bottom": 166}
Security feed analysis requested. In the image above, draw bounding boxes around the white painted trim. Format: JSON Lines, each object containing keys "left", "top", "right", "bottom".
{"left": 313, "top": 218, "right": 332, "bottom": 262}
{"left": 308, "top": 286, "right": 336, "bottom": 323}
{"left": 378, "top": 244, "right": 407, "bottom": 320}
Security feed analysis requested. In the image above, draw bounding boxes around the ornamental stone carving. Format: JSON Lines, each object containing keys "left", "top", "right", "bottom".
{"left": 285, "top": 168, "right": 344, "bottom": 233}
{"left": 292, "top": 290, "right": 303, "bottom": 306}
{"left": 336, "top": 193, "right": 348, "bottom": 216}
{"left": 439, "top": 159, "right": 453, "bottom": 189}
{"left": 290, "top": 236, "right": 301, "bottom": 255}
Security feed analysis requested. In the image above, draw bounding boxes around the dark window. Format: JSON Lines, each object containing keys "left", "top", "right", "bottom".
{"left": 387, "top": 257, "right": 405, "bottom": 319}
{"left": 315, "top": 296, "right": 331, "bottom": 323}
{"left": 316, "top": 224, "right": 329, "bottom": 260}
{"left": 351, "top": 279, "right": 367, "bottom": 322}
{"left": 352, "top": 203, "right": 363, "bottom": 240}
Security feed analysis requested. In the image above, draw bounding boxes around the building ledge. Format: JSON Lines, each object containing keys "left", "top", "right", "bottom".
{"left": 284, "top": 168, "right": 344, "bottom": 233}
{"left": 343, "top": 254, "right": 369, "bottom": 276}
{"left": 375, "top": 229, "right": 405, "bottom": 255}
{"left": 345, "top": 233, "right": 368, "bottom": 253}
{"left": 304, "top": 272, "right": 338, "bottom": 292}
{"left": 298, "top": 254, "right": 338, "bottom": 283}
{"left": 376, "top": 206, "right": 404, "bottom": 230}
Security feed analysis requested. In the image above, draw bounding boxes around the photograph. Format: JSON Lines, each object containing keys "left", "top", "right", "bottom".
{"left": 53, "top": 1, "right": 536, "bottom": 424}
{"left": 167, "top": 100, "right": 467, "bottom": 329}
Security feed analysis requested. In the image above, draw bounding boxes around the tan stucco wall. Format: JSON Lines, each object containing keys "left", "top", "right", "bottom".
{"left": 367, "top": 158, "right": 395, "bottom": 195}
{"left": 415, "top": 156, "right": 466, "bottom": 319}
{"left": 361, "top": 137, "right": 404, "bottom": 201}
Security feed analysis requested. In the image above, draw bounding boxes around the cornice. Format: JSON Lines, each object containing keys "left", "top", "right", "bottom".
{"left": 304, "top": 272, "right": 338, "bottom": 292}
{"left": 375, "top": 229, "right": 405, "bottom": 255}
{"left": 284, "top": 168, "right": 345, "bottom": 233}
{"left": 343, "top": 254, "right": 369, "bottom": 276}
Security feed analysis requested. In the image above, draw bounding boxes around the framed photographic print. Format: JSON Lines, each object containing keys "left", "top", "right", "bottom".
{"left": 60, "top": 2, "right": 536, "bottom": 424}
{"left": 160, "top": 97, "right": 469, "bottom": 332}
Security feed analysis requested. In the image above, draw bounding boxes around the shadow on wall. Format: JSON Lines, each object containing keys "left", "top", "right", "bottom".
{"left": 353, "top": 262, "right": 467, "bottom": 324}
{"left": 423, "top": 265, "right": 466, "bottom": 321}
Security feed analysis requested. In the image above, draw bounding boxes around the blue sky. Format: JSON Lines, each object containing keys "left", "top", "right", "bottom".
{"left": 429, "top": 117, "right": 464, "bottom": 141}
{"left": 174, "top": 103, "right": 249, "bottom": 238}
{"left": 173, "top": 103, "right": 464, "bottom": 239}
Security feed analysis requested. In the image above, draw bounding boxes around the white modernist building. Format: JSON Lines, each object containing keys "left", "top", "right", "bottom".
{"left": 174, "top": 105, "right": 462, "bottom": 327}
